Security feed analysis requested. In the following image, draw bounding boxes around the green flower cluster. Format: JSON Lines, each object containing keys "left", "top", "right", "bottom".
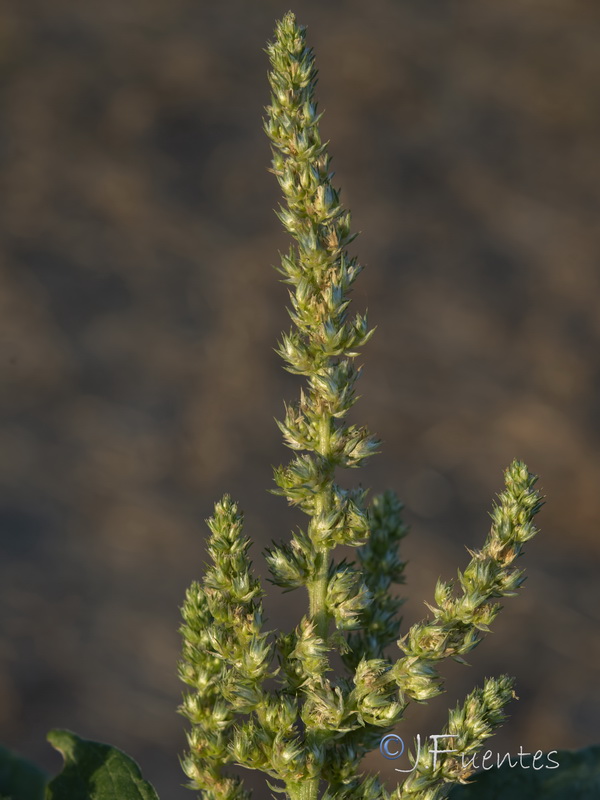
{"left": 178, "top": 12, "right": 543, "bottom": 800}
{"left": 391, "top": 461, "right": 542, "bottom": 704}
{"left": 396, "top": 676, "right": 516, "bottom": 800}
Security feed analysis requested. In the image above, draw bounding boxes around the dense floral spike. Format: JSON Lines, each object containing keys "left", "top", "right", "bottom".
{"left": 391, "top": 676, "right": 516, "bottom": 800}
{"left": 391, "top": 461, "right": 542, "bottom": 703}
{"left": 265, "top": 13, "right": 392, "bottom": 797}
{"left": 178, "top": 12, "right": 543, "bottom": 800}
{"left": 178, "top": 497, "right": 272, "bottom": 798}
{"left": 265, "top": 8, "right": 378, "bottom": 550}
{"left": 344, "top": 492, "right": 409, "bottom": 670}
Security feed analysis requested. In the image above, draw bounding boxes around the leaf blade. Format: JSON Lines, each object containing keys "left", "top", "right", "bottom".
{"left": 0, "top": 744, "right": 46, "bottom": 800}
{"left": 46, "top": 729, "right": 160, "bottom": 800}
{"left": 449, "top": 744, "right": 600, "bottom": 800}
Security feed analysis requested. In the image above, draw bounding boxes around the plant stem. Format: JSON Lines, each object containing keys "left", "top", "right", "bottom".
{"left": 299, "top": 780, "right": 320, "bottom": 800}
{"left": 309, "top": 547, "right": 330, "bottom": 641}
{"left": 310, "top": 414, "right": 333, "bottom": 641}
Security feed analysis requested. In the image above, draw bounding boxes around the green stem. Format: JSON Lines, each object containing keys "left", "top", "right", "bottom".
{"left": 288, "top": 779, "right": 319, "bottom": 800}
{"left": 310, "top": 413, "right": 333, "bottom": 640}
{"left": 299, "top": 780, "right": 320, "bottom": 800}
{"left": 309, "top": 547, "right": 330, "bottom": 640}
{"left": 301, "top": 416, "right": 333, "bottom": 800}
{"left": 288, "top": 770, "right": 321, "bottom": 800}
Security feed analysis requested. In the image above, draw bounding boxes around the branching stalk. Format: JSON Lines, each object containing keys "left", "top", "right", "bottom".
{"left": 177, "top": 12, "right": 543, "bottom": 800}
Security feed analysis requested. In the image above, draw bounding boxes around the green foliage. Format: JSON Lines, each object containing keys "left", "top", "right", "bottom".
{"left": 449, "top": 744, "right": 600, "bottom": 800}
{"left": 46, "top": 729, "right": 159, "bottom": 800}
{"left": 0, "top": 744, "right": 46, "bottom": 800}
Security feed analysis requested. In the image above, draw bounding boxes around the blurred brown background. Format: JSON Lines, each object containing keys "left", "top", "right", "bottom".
{"left": 1, "top": 0, "right": 599, "bottom": 797}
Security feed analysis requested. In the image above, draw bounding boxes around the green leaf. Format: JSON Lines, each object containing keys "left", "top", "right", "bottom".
{"left": 0, "top": 744, "right": 46, "bottom": 800}
{"left": 46, "top": 729, "right": 160, "bottom": 800}
{"left": 449, "top": 744, "right": 600, "bottom": 800}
